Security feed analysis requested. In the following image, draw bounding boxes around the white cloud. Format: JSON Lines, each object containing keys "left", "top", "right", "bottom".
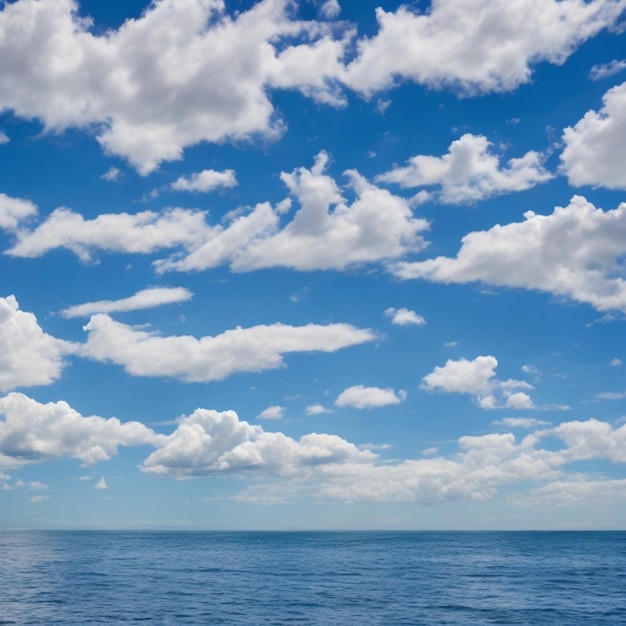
{"left": 344, "top": 0, "right": 626, "bottom": 95}
{"left": 81, "top": 314, "right": 375, "bottom": 382}
{"left": 553, "top": 418, "right": 626, "bottom": 463}
{"left": 515, "top": 478, "right": 626, "bottom": 506}
{"left": 305, "top": 403, "right": 332, "bottom": 415}
{"left": 0, "top": 193, "right": 37, "bottom": 231}
{"left": 335, "top": 385, "right": 407, "bottom": 409}
{"left": 158, "top": 152, "right": 429, "bottom": 273}
{"left": 0, "top": 296, "right": 76, "bottom": 393}
{"left": 610, "top": 358, "right": 622, "bottom": 366}
{"left": 376, "top": 134, "right": 552, "bottom": 204}
{"left": 561, "top": 82, "right": 626, "bottom": 189}
{"left": 596, "top": 391, "right": 626, "bottom": 400}
{"left": 0, "top": 0, "right": 349, "bottom": 173}
{"left": 100, "top": 167, "right": 121, "bottom": 182}
{"left": 421, "top": 355, "right": 533, "bottom": 409}
{"left": 0, "top": 392, "right": 159, "bottom": 469}
{"left": 10, "top": 154, "right": 428, "bottom": 274}
{"left": 30, "top": 495, "right": 49, "bottom": 503}
{"left": 319, "top": 0, "right": 340, "bottom": 19}
{"left": 60, "top": 287, "right": 192, "bottom": 318}
{"left": 171, "top": 169, "right": 237, "bottom": 193}
{"left": 94, "top": 476, "right": 108, "bottom": 490}
{"left": 393, "top": 196, "right": 626, "bottom": 313}
{"left": 141, "top": 406, "right": 375, "bottom": 478}
{"left": 384, "top": 307, "right": 426, "bottom": 326}
{"left": 257, "top": 405, "right": 284, "bottom": 420}
{"left": 589, "top": 59, "right": 626, "bottom": 80}
{"left": 8, "top": 206, "right": 210, "bottom": 262}
{"left": 492, "top": 417, "right": 550, "bottom": 429}
{"left": 0, "top": 131, "right": 8, "bottom": 144}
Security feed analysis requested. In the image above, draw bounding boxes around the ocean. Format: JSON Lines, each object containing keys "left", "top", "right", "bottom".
{"left": 1, "top": 530, "right": 625, "bottom": 624}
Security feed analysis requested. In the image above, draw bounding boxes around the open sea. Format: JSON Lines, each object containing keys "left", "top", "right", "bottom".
{"left": 1, "top": 530, "right": 625, "bottom": 624}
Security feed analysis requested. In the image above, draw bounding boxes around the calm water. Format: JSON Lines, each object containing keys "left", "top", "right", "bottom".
{"left": 1, "top": 531, "right": 625, "bottom": 624}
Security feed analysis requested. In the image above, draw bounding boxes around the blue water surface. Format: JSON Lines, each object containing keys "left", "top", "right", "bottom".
{"left": 1, "top": 531, "right": 625, "bottom": 624}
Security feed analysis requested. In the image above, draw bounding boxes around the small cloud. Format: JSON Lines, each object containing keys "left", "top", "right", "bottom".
{"left": 589, "top": 59, "right": 626, "bottom": 81}
{"left": 610, "top": 358, "right": 622, "bottom": 367}
{"left": 491, "top": 417, "right": 549, "bottom": 429}
{"left": 505, "top": 392, "right": 535, "bottom": 410}
{"left": 319, "top": 0, "right": 340, "bottom": 19}
{"left": 305, "top": 403, "right": 332, "bottom": 415}
{"left": 384, "top": 307, "right": 426, "bottom": 327}
{"left": 257, "top": 405, "right": 284, "bottom": 420}
{"left": 94, "top": 476, "right": 108, "bottom": 490}
{"left": 376, "top": 99, "right": 391, "bottom": 114}
{"left": 78, "top": 475, "right": 93, "bottom": 481}
{"left": 171, "top": 169, "right": 237, "bottom": 193}
{"left": 444, "top": 341, "right": 458, "bottom": 348}
{"left": 0, "top": 131, "right": 9, "bottom": 145}
{"left": 30, "top": 495, "right": 49, "bottom": 503}
{"left": 421, "top": 446, "right": 439, "bottom": 456}
{"left": 28, "top": 481, "right": 48, "bottom": 491}
{"left": 596, "top": 392, "right": 626, "bottom": 400}
{"left": 101, "top": 167, "right": 122, "bottom": 182}
{"left": 335, "top": 385, "right": 407, "bottom": 409}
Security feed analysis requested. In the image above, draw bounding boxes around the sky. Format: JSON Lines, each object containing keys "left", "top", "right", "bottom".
{"left": 1, "top": 0, "right": 626, "bottom": 530}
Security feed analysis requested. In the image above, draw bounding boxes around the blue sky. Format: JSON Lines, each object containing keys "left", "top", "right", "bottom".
{"left": 1, "top": 0, "right": 626, "bottom": 530}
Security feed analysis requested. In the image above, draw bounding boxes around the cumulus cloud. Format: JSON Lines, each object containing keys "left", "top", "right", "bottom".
{"left": 171, "top": 169, "right": 237, "bottom": 193}
{"left": 344, "top": 0, "right": 626, "bottom": 95}
{"left": 384, "top": 307, "right": 425, "bottom": 326}
{"left": 94, "top": 476, "right": 108, "bottom": 490}
{"left": 335, "top": 385, "right": 407, "bottom": 409}
{"left": 392, "top": 196, "right": 626, "bottom": 313}
{"left": 0, "top": 193, "right": 37, "bottom": 231}
{"left": 588, "top": 59, "right": 626, "bottom": 80}
{"left": 0, "top": 0, "right": 349, "bottom": 173}
{"left": 0, "top": 131, "right": 8, "bottom": 144}
{"left": 421, "top": 355, "right": 533, "bottom": 409}
{"left": 158, "top": 152, "right": 429, "bottom": 272}
{"left": 561, "top": 82, "right": 626, "bottom": 189}
{"left": 0, "top": 392, "right": 159, "bottom": 469}
{"left": 141, "top": 406, "right": 375, "bottom": 478}
{"left": 0, "top": 296, "right": 76, "bottom": 393}
{"left": 257, "top": 405, "right": 284, "bottom": 420}
{"left": 60, "top": 287, "right": 192, "bottom": 318}
{"left": 81, "top": 314, "right": 375, "bottom": 382}
{"left": 9, "top": 154, "right": 428, "bottom": 274}
{"left": 305, "top": 403, "right": 332, "bottom": 415}
{"left": 376, "top": 134, "right": 552, "bottom": 204}
{"left": 8, "top": 206, "right": 210, "bottom": 262}
{"left": 610, "top": 358, "right": 622, "bottom": 366}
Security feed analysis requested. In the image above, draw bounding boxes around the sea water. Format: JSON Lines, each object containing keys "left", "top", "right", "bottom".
{"left": 1, "top": 531, "right": 625, "bottom": 624}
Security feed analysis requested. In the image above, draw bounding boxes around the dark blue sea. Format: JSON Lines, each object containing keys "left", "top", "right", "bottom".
{"left": 1, "top": 531, "right": 625, "bottom": 624}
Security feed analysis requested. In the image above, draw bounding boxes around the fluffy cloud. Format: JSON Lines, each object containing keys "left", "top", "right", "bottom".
{"left": 305, "top": 403, "right": 332, "bottom": 415}
{"left": 141, "top": 406, "right": 375, "bottom": 478}
{"left": 0, "top": 0, "right": 349, "bottom": 173}
{"left": 0, "top": 193, "right": 37, "bottom": 231}
{"left": 158, "top": 152, "right": 429, "bottom": 272}
{"left": 0, "top": 392, "right": 159, "bottom": 469}
{"left": 9, "top": 154, "right": 428, "bottom": 273}
{"left": 8, "top": 206, "right": 210, "bottom": 262}
{"left": 561, "top": 82, "right": 626, "bottom": 189}
{"left": 81, "top": 314, "right": 375, "bottom": 382}
{"left": 94, "top": 476, "right": 108, "bottom": 490}
{"left": 421, "top": 355, "right": 533, "bottom": 409}
{"left": 384, "top": 307, "right": 426, "bottom": 326}
{"left": 60, "top": 287, "right": 192, "bottom": 318}
{"left": 171, "top": 169, "right": 237, "bottom": 193}
{"left": 0, "top": 296, "right": 76, "bottom": 392}
{"left": 0, "top": 131, "right": 8, "bottom": 144}
{"left": 344, "top": 0, "right": 626, "bottom": 95}
{"left": 335, "top": 385, "right": 407, "bottom": 409}
{"left": 376, "top": 134, "right": 552, "bottom": 204}
{"left": 553, "top": 418, "right": 626, "bottom": 463}
{"left": 257, "top": 405, "right": 284, "bottom": 420}
{"left": 393, "top": 196, "right": 626, "bottom": 313}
